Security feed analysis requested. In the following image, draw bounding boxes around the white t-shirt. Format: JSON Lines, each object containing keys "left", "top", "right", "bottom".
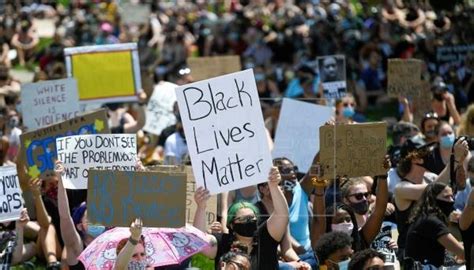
{"left": 164, "top": 132, "right": 188, "bottom": 165}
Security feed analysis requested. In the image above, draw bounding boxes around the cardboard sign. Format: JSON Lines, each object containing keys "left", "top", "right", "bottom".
{"left": 187, "top": 56, "right": 241, "bottom": 81}
{"left": 34, "top": 19, "right": 56, "bottom": 38}
{"left": 319, "top": 122, "right": 387, "bottom": 178}
{"left": 175, "top": 69, "right": 272, "bottom": 194}
{"left": 272, "top": 98, "right": 333, "bottom": 173}
{"left": 317, "top": 55, "right": 346, "bottom": 99}
{"left": 185, "top": 166, "right": 218, "bottom": 228}
{"left": 20, "top": 110, "right": 110, "bottom": 182}
{"left": 0, "top": 166, "right": 23, "bottom": 222}
{"left": 387, "top": 59, "right": 423, "bottom": 98}
{"left": 56, "top": 134, "right": 137, "bottom": 190}
{"left": 87, "top": 170, "right": 186, "bottom": 228}
{"left": 21, "top": 78, "right": 81, "bottom": 130}
{"left": 147, "top": 165, "right": 218, "bottom": 229}
{"left": 436, "top": 44, "right": 474, "bottom": 64}
{"left": 120, "top": 3, "right": 151, "bottom": 25}
{"left": 64, "top": 43, "right": 141, "bottom": 104}
{"left": 412, "top": 81, "right": 433, "bottom": 126}
{"left": 143, "top": 81, "right": 177, "bottom": 135}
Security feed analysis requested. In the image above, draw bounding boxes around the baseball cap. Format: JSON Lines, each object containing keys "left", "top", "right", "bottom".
{"left": 399, "top": 135, "right": 435, "bottom": 160}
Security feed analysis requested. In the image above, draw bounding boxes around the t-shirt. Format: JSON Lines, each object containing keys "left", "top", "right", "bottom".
{"left": 460, "top": 223, "right": 474, "bottom": 270}
{"left": 213, "top": 222, "right": 279, "bottom": 270}
{"left": 405, "top": 215, "right": 450, "bottom": 267}
{"left": 423, "top": 145, "right": 446, "bottom": 175}
{"left": 164, "top": 132, "right": 188, "bottom": 165}
{"left": 289, "top": 182, "right": 311, "bottom": 251}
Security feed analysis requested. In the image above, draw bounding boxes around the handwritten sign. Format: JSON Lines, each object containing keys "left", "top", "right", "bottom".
{"left": 21, "top": 78, "right": 81, "bottom": 130}
{"left": 65, "top": 43, "right": 141, "bottom": 104}
{"left": 317, "top": 55, "right": 346, "bottom": 99}
{"left": 175, "top": 69, "right": 272, "bottom": 194}
{"left": 0, "top": 166, "right": 22, "bottom": 222}
{"left": 20, "top": 110, "right": 110, "bottom": 182}
{"left": 319, "top": 122, "right": 387, "bottom": 178}
{"left": 272, "top": 99, "right": 333, "bottom": 173}
{"left": 187, "top": 56, "right": 241, "bottom": 81}
{"left": 412, "top": 81, "right": 433, "bottom": 126}
{"left": 387, "top": 59, "right": 423, "bottom": 98}
{"left": 147, "top": 165, "right": 218, "bottom": 229}
{"left": 120, "top": 3, "right": 151, "bottom": 25}
{"left": 143, "top": 81, "right": 177, "bottom": 135}
{"left": 56, "top": 134, "right": 137, "bottom": 190}
{"left": 87, "top": 170, "right": 186, "bottom": 228}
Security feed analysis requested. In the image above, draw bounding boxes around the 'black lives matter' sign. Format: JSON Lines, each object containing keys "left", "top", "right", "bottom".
{"left": 175, "top": 69, "right": 272, "bottom": 194}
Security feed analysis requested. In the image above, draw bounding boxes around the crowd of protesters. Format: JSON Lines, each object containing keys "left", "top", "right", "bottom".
{"left": 0, "top": 0, "right": 474, "bottom": 269}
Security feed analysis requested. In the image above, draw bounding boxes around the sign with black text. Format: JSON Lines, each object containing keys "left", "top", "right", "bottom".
{"left": 56, "top": 134, "right": 137, "bottom": 189}
{"left": 21, "top": 78, "right": 81, "bottom": 130}
{"left": 175, "top": 69, "right": 272, "bottom": 194}
{"left": 0, "top": 166, "right": 22, "bottom": 222}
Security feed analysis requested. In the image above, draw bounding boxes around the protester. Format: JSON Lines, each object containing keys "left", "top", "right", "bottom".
{"left": 424, "top": 121, "right": 458, "bottom": 174}
{"left": 348, "top": 249, "right": 385, "bottom": 270}
{"left": 219, "top": 244, "right": 251, "bottom": 270}
{"left": 114, "top": 218, "right": 153, "bottom": 270}
{"left": 459, "top": 189, "right": 474, "bottom": 270}
{"left": 457, "top": 104, "right": 474, "bottom": 137}
{"left": 430, "top": 80, "right": 461, "bottom": 126}
{"left": 405, "top": 182, "right": 464, "bottom": 268}
{"left": 194, "top": 167, "right": 288, "bottom": 269}
{"left": 420, "top": 112, "right": 440, "bottom": 144}
{"left": 314, "top": 231, "right": 353, "bottom": 270}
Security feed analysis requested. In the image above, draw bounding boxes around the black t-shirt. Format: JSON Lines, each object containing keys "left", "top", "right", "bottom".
{"left": 254, "top": 201, "right": 270, "bottom": 226}
{"left": 460, "top": 223, "right": 474, "bottom": 270}
{"left": 213, "top": 222, "right": 279, "bottom": 270}
{"left": 395, "top": 200, "right": 414, "bottom": 249}
{"left": 405, "top": 215, "right": 450, "bottom": 267}
{"left": 424, "top": 145, "right": 445, "bottom": 175}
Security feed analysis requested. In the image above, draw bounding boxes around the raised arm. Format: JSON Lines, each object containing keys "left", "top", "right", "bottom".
{"left": 115, "top": 218, "right": 142, "bottom": 270}
{"left": 29, "top": 178, "right": 51, "bottom": 228}
{"left": 56, "top": 161, "right": 83, "bottom": 263}
{"left": 445, "top": 92, "right": 461, "bottom": 125}
{"left": 310, "top": 173, "right": 327, "bottom": 248}
{"left": 362, "top": 157, "right": 390, "bottom": 245}
{"left": 267, "top": 166, "right": 289, "bottom": 242}
{"left": 436, "top": 138, "right": 469, "bottom": 184}
{"left": 192, "top": 187, "right": 218, "bottom": 259}
{"left": 12, "top": 209, "right": 31, "bottom": 265}
{"left": 299, "top": 153, "right": 320, "bottom": 197}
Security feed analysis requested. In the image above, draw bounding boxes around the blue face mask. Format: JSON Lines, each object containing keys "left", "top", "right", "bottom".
{"left": 342, "top": 106, "right": 355, "bottom": 118}
{"left": 255, "top": 73, "right": 266, "bottom": 82}
{"left": 87, "top": 225, "right": 106, "bottom": 238}
{"left": 338, "top": 259, "right": 350, "bottom": 270}
{"left": 440, "top": 133, "right": 455, "bottom": 149}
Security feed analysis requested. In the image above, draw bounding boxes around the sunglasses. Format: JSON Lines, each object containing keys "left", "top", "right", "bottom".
{"left": 348, "top": 192, "right": 370, "bottom": 200}
{"left": 278, "top": 166, "right": 297, "bottom": 174}
{"left": 234, "top": 215, "right": 257, "bottom": 223}
{"left": 424, "top": 112, "right": 439, "bottom": 120}
{"left": 343, "top": 102, "right": 355, "bottom": 107}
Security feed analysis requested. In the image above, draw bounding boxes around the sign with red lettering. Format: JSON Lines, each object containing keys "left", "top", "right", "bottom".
{"left": 175, "top": 69, "right": 272, "bottom": 194}
{"left": 21, "top": 78, "right": 81, "bottom": 130}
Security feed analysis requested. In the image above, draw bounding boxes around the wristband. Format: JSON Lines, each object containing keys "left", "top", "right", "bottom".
{"left": 128, "top": 237, "right": 139, "bottom": 245}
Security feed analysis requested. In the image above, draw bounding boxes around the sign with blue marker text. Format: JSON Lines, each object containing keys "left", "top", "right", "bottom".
{"left": 87, "top": 169, "right": 186, "bottom": 228}
{"left": 0, "top": 166, "right": 23, "bottom": 222}
{"left": 19, "top": 110, "right": 110, "bottom": 182}
{"left": 21, "top": 78, "right": 81, "bottom": 130}
{"left": 175, "top": 69, "right": 273, "bottom": 194}
{"left": 56, "top": 134, "right": 137, "bottom": 189}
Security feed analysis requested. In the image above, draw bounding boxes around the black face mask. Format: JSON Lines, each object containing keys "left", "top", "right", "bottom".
{"left": 433, "top": 92, "right": 444, "bottom": 101}
{"left": 436, "top": 199, "right": 454, "bottom": 217}
{"left": 349, "top": 200, "right": 369, "bottom": 215}
{"left": 233, "top": 220, "right": 257, "bottom": 237}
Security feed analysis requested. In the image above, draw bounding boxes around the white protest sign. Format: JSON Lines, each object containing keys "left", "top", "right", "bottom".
{"left": 21, "top": 78, "right": 81, "bottom": 130}
{"left": 56, "top": 134, "right": 137, "bottom": 189}
{"left": 175, "top": 69, "right": 272, "bottom": 194}
{"left": 0, "top": 166, "right": 23, "bottom": 222}
{"left": 143, "top": 81, "right": 177, "bottom": 135}
{"left": 272, "top": 98, "right": 333, "bottom": 173}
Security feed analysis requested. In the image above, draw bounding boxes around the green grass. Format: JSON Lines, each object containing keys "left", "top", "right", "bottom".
{"left": 190, "top": 254, "right": 215, "bottom": 269}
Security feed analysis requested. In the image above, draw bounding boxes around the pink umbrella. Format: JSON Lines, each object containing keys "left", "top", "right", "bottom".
{"left": 78, "top": 225, "right": 210, "bottom": 269}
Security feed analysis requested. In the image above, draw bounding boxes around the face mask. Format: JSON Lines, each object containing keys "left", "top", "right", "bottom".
{"left": 331, "top": 222, "right": 354, "bottom": 234}
{"left": 87, "top": 225, "right": 106, "bottom": 238}
{"left": 436, "top": 199, "right": 454, "bottom": 217}
{"left": 425, "top": 130, "right": 436, "bottom": 139}
{"left": 127, "top": 260, "right": 146, "bottom": 270}
{"left": 342, "top": 106, "right": 355, "bottom": 118}
{"left": 440, "top": 133, "right": 455, "bottom": 149}
{"left": 233, "top": 220, "right": 257, "bottom": 237}
{"left": 338, "top": 259, "right": 350, "bottom": 270}
{"left": 255, "top": 73, "right": 266, "bottom": 82}
{"left": 433, "top": 92, "right": 444, "bottom": 101}
{"left": 349, "top": 200, "right": 369, "bottom": 215}
{"left": 280, "top": 180, "right": 297, "bottom": 193}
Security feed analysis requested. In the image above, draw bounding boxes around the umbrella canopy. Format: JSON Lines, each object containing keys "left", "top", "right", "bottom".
{"left": 78, "top": 225, "right": 210, "bottom": 269}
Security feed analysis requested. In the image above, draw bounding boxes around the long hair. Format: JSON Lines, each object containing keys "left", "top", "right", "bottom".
{"left": 458, "top": 104, "right": 474, "bottom": 137}
{"left": 408, "top": 182, "right": 449, "bottom": 224}
{"left": 226, "top": 201, "right": 260, "bottom": 228}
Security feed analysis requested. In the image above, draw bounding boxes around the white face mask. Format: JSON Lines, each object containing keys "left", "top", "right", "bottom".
{"left": 338, "top": 259, "right": 350, "bottom": 270}
{"left": 331, "top": 222, "right": 354, "bottom": 235}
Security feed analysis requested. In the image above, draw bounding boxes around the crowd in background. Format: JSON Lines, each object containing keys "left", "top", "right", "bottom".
{"left": 0, "top": 0, "right": 474, "bottom": 269}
